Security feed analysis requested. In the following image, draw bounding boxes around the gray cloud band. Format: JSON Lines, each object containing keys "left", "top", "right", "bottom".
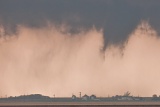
{"left": 0, "top": 0, "right": 160, "bottom": 48}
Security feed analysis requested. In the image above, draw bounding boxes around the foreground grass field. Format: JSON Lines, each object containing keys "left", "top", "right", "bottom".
{"left": 1, "top": 101, "right": 160, "bottom": 106}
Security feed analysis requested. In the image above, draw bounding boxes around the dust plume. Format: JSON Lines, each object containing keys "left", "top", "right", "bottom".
{"left": 0, "top": 21, "right": 160, "bottom": 97}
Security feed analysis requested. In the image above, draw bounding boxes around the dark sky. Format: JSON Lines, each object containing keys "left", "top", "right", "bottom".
{"left": 0, "top": 0, "right": 160, "bottom": 46}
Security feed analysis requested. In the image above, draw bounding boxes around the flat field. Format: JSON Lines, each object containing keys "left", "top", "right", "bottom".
{"left": 1, "top": 101, "right": 160, "bottom": 106}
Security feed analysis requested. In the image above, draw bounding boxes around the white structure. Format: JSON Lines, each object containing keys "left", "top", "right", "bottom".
{"left": 72, "top": 95, "right": 76, "bottom": 100}
{"left": 82, "top": 94, "right": 89, "bottom": 101}
{"left": 90, "top": 95, "right": 96, "bottom": 100}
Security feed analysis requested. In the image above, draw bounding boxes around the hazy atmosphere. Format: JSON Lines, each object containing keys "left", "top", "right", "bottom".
{"left": 0, "top": 0, "right": 160, "bottom": 97}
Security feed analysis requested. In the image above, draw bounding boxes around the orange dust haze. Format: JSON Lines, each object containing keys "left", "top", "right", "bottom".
{"left": 0, "top": 21, "right": 160, "bottom": 97}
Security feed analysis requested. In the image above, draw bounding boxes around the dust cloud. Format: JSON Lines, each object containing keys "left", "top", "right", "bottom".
{"left": 0, "top": 21, "right": 160, "bottom": 97}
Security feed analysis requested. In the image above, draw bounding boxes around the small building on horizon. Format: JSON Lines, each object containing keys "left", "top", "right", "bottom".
{"left": 90, "top": 95, "right": 96, "bottom": 100}
{"left": 72, "top": 95, "right": 77, "bottom": 100}
{"left": 82, "top": 94, "right": 89, "bottom": 101}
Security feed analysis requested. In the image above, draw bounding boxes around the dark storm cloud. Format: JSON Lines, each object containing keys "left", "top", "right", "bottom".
{"left": 0, "top": 0, "right": 160, "bottom": 46}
